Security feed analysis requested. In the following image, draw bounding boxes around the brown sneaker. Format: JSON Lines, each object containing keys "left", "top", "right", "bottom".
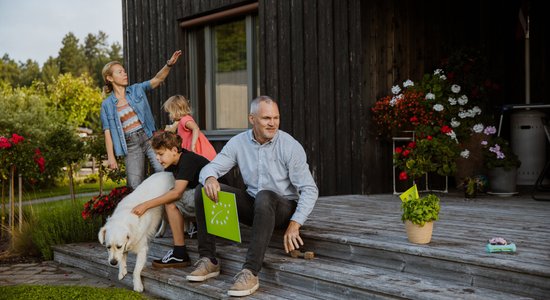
{"left": 227, "top": 269, "right": 259, "bottom": 297}
{"left": 186, "top": 257, "right": 220, "bottom": 282}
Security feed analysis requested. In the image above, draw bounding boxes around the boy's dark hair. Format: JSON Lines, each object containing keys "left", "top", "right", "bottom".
{"left": 151, "top": 131, "right": 182, "bottom": 151}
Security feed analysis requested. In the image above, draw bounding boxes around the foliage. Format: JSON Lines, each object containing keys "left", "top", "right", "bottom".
{"left": 7, "top": 200, "right": 103, "bottom": 260}
{"left": 462, "top": 175, "right": 487, "bottom": 196}
{"left": 1, "top": 31, "right": 122, "bottom": 88}
{"left": 401, "top": 194, "right": 440, "bottom": 226}
{"left": 47, "top": 73, "right": 103, "bottom": 128}
{"left": 0, "top": 285, "right": 149, "bottom": 299}
{"left": 0, "top": 133, "right": 46, "bottom": 182}
{"left": 393, "top": 125, "right": 460, "bottom": 180}
{"left": 215, "top": 20, "right": 247, "bottom": 72}
{"left": 479, "top": 126, "right": 521, "bottom": 170}
{"left": 82, "top": 186, "right": 133, "bottom": 220}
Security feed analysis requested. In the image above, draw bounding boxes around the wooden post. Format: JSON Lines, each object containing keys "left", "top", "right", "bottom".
{"left": 9, "top": 166, "right": 15, "bottom": 235}
{"left": 18, "top": 173, "right": 22, "bottom": 232}
{"left": 1, "top": 180, "right": 5, "bottom": 239}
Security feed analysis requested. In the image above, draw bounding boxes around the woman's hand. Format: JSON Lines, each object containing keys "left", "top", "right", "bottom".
{"left": 107, "top": 156, "right": 118, "bottom": 169}
{"left": 132, "top": 203, "right": 149, "bottom": 217}
{"left": 167, "top": 50, "right": 182, "bottom": 66}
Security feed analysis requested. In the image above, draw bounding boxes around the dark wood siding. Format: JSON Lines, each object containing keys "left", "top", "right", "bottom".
{"left": 123, "top": 0, "right": 549, "bottom": 195}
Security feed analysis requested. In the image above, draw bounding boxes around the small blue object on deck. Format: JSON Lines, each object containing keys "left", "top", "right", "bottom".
{"left": 486, "top": 243, "right": 517, "bottom": 253}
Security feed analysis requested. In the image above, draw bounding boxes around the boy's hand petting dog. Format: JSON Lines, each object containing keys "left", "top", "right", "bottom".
{"left": 132, "top": 203, "right": 149, "bottom": 217}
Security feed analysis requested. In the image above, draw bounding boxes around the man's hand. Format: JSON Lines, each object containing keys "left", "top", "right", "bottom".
{"left": 283, "top": 221, "right": 303, "bottom": 253}
{"left": 132, "top": 203, "right": 149, "bottom": 217}
{"left": 204, "top": 176, "right": 220, "bottom": 202}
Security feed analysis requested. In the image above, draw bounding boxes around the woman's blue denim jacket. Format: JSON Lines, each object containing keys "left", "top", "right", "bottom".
{"left": 100, "top": 81, "right": 156, "bottom": 156}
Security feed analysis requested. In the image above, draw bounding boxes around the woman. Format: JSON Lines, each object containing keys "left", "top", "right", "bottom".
{"left": 100, "top": 50, "right": 182, "bottom": 189}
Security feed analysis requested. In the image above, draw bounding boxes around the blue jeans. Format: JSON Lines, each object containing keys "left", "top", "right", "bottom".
{"left": 194, "top": 184, "right": 297, "bottom": 275}
{"left": 124, "top": 129, "right": 164, "bottom": 189}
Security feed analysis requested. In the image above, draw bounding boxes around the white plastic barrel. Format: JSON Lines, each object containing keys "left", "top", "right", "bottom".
{"left": 510, "top": 110, "right": 547, "bottom": 185}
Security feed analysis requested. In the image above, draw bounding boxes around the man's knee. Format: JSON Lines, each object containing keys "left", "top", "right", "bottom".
{"left": 255, "top": 190, "right": 278, "bottom": 212}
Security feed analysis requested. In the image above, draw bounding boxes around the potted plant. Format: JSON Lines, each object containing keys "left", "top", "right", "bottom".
{"left": 479, "top": 126, "right": 522, "bottom": 194}
{"left": 400, "top": 187, "right": 440, "bottom": 244}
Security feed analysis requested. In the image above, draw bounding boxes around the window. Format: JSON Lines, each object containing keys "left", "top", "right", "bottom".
{"left": 188, "top": 15, "right": 259, "bottom": 134}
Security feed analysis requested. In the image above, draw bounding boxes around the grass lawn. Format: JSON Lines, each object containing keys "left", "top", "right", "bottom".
{"left": 18, "top": 179, "right": 125, "bottom": 202}
{"left": 0, "top": 285, "right": 151, "bottom": 300}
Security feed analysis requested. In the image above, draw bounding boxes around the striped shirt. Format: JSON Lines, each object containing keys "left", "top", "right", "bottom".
{"left": 117, "top": 103, "right": 142, "bottom": 135}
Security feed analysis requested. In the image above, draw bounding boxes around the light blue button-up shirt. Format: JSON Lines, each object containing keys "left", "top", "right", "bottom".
{"left": 199, "top": 130, "right": 319, "bottom": 225}
{"left": 100, "top": 81, "right": 156, "bottom": 156}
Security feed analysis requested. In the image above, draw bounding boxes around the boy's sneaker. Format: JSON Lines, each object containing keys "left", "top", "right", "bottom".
{"left": 227, "top": 269, "right": 259, "bottom": 297}
{"left": 152, "top": 250, "right": 190, "bottom": 268}
{"left": 186, "top": 257, "right": 220, "bottom": 282}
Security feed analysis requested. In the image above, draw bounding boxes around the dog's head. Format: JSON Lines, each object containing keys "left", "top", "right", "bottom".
{"left": 98, "top": 222, "right": 134, "bottom": 266}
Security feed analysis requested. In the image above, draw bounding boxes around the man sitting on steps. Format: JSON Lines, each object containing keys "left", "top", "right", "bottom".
{"left": 186, "top": 96, "right": 319, "bottom": 297}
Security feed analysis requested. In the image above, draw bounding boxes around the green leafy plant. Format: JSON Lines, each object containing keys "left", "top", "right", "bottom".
{"left": 401, "top": 194, "right": 440, "bottom": 226}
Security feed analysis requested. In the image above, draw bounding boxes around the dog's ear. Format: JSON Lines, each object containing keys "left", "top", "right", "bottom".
{"left": 98, "top": 226, "right": 106, "bottom": 245}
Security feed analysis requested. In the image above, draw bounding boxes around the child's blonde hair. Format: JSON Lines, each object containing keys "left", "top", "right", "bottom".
{"left": 163, "top": 95, "right": 192, "bottom": 120}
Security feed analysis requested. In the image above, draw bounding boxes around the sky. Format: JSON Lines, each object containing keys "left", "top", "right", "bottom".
{"left": 0, "top": 0, "right": 123, "bottom": 66}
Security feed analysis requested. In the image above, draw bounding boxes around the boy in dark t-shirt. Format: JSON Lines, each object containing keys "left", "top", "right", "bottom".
{"left": 131, "top": 131, "right": 209, "bottom": 268}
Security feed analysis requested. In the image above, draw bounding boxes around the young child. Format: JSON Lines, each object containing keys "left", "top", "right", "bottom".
{"left": 131, "top": 131, "right": 210, "bottom": 268}
{"left": 163, "top": 95, "right": 217, "bottom": 161}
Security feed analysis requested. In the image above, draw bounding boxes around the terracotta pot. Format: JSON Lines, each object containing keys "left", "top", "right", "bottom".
{"left": 405, "top": 220, "right": 434, "bottom": 244}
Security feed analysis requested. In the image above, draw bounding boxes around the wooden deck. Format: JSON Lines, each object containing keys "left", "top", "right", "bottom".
{"left": 53, "top": 190, "right": 550, "bottom": 299}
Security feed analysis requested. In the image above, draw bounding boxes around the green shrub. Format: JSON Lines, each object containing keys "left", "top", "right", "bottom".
{"left": 27, "top": 200, "right": 102, "bottom": 260}
{"left": 0, "top": 285, "right": 149, "bottom": 300}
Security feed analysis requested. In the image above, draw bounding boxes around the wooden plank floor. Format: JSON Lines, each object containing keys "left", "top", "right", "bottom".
{"left": 304, "top": 191, "right": 550, "bottom": 277}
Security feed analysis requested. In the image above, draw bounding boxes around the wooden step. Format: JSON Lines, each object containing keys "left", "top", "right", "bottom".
{"left": 54, "top": 240, "right": 530, "bottom": 300}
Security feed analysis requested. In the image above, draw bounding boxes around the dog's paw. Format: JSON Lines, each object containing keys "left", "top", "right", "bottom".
{"left": 118, "top": 268, "right": 127, "bottom": 280}
{"left": 133, "top": 279, "right": 144, "bottom": 292}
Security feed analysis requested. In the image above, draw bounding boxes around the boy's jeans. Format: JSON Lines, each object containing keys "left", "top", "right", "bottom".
{"left": 194, "top": 184, "right": 297, "bottom": 274}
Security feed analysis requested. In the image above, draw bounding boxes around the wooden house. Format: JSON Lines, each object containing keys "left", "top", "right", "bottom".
{"left": 121, "top": 0, "right": 549, "bottom": 195}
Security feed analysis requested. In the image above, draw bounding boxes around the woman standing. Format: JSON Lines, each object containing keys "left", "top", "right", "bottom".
{"left": 100, "top": 50, "right": 182, "bottom": 189}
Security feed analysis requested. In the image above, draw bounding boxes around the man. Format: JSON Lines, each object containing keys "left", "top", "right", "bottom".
{"left": 186, "top": 96, "right": 319, "bottom": 297}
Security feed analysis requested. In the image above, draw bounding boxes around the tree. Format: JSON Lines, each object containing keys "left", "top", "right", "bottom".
{"left": 0, "top": 54, "right": 21, "bottom": 86}
{"left": 58, "top": 32, "right": 86, "bottom": 76}
{"left": 19, "top": 59, "right": 41, "bottom": 87}
{"left": 47, "top": 73, "right": 103, "bottom": 128}
{"left": 41, "top": 56, "right": 60, "bottom": 86}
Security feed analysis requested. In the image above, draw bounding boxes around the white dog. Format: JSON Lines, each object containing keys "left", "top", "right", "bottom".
{"left": 98, "top": 172, "right": 175, "bottom": 292}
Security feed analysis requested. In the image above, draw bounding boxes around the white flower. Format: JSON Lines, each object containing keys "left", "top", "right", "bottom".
{"left": 433, "top": 104, "right": 444, "bottom": 112}
{"left": 472, "top": 106, "right": 482, "bottom": 115}
{"left": 461, "top": 149, "right": 470, "bottom": 158}
{"left": 458, "top": 95, "right": 468, "bottom": 105}
{"left": 448, "top": 97, "right": 457, "bottom": 105}
{"left": 389, "top": 97, "right": 398, "bottom": 106}
{"left": 434, "top": 69, "right": 443, "bottom": 75}
{"left": 439, "top": 75, "right": 447, "bottom": 80}
{"left": 472, "top": 123, "right": 484, "bottom": 133}
{"left": 451, "top": 84, "right": 461, "bottom": 94}
{"left": 403, "top": 79, "right": 414, "bottom": 87}
{"left": 425, "top": 93, "right": 435, "bottom": 100}
{"left": 391, "top": 85, "right": 401, "bottom": 95}
{"left": 446, "top": 130, "right": 458, "bottom": 143}
{"left": 451, "top": 118, "right": 461, "bottom": 128}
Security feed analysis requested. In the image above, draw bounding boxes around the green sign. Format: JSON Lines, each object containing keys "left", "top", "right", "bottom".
{"left": 202, "top": 189, "right": 241, "bottom": 243}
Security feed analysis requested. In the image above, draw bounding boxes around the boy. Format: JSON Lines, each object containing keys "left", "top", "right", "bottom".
{"left": 131, "top": 131, "right": 210, "bottom": 268}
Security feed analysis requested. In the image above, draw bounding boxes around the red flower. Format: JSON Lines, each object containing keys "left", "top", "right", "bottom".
{"left": 441, "top": 126, "right": 452, "bottom": 134}
{"left": 395, "top": 147, "right": 403, "bottom": 154}
{"left": 402, "top": 149, "right": 411, "bottom": 157}
{"left": 0, "top": 136, "right": 11, "bottom": 149}
{"left": 410, "top": 116, "right": 418, "bottom": 123}
{"left": 407, "top": 141, "right": 416, "bottom": 149}
{"left": 426, "top": 135, "right": 433, "bottom": 141}
{"left": 10, "top": 133, "right": 24, "bottom": 145}
{"left": 399, "top": 171, "right": 408, "bottom": 181}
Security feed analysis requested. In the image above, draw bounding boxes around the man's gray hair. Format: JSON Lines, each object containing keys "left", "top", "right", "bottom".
{"left": 249, "top": 96, "right": 276, "bottom": 115}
